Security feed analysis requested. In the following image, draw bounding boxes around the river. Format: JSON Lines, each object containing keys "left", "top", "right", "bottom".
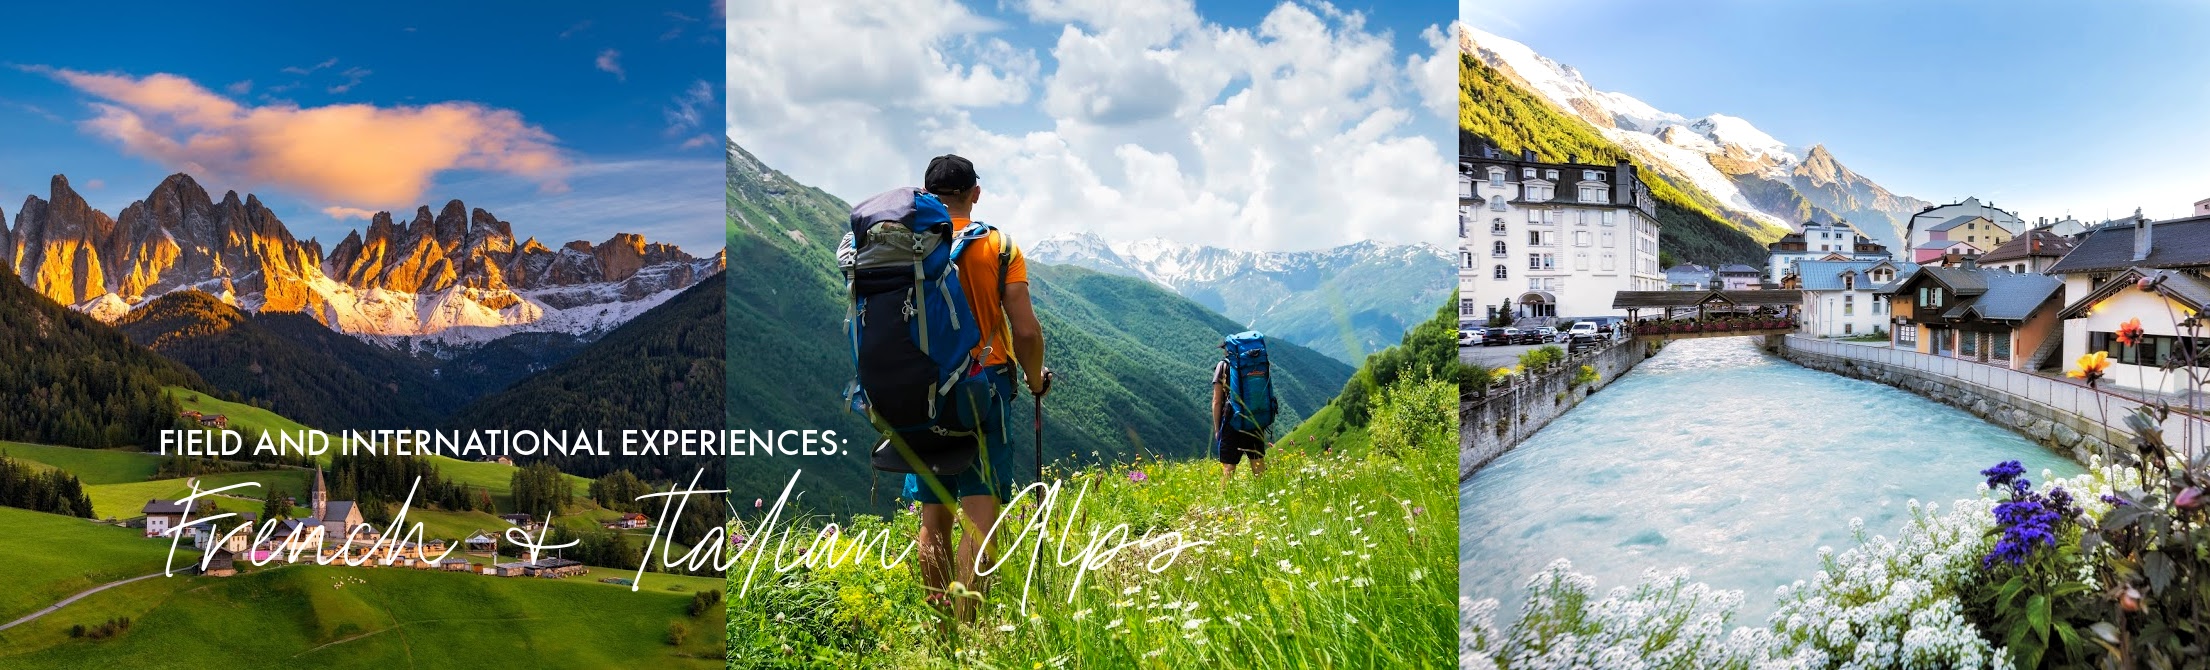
{"left": 1458, "top": 337, "right": 2084, "bottom": 624}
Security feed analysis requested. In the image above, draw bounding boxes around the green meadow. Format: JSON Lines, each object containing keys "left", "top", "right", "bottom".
{"left": 0, "top": 563, "right": 726, "bottom": 669}
{"left": 725, "top": 373, "right": 1458, "bottom": 668}
{"left": 0, "top": 442, "right": 167, "bottom": 485}
{"left": 82, "top": 469, "right": 310, "bottom": 521}
{"left": 0, "top": 506, "right": 184, "bottom": 625}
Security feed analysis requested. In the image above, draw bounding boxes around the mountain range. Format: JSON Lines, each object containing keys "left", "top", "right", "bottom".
{"left": 0, "top": 173, "right": 723, "bottom": 351}
{"left": 1027, "top": 233, "right": 1453, "bottom": 365}
{"left": 1459, "top": 26, "right": 1929, "bottom": 255}
{"left": 725, "top": 140, "right": 1355, "bottom": 513}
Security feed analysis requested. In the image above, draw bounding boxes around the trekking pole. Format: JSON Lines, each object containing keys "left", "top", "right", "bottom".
{"left": 1033, "top": 369, "right": 1051, "bottom": 485}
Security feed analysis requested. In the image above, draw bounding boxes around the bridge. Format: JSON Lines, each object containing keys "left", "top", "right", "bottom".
{"left": 1612, "top": 289, "right": 1803, "bottom": 341}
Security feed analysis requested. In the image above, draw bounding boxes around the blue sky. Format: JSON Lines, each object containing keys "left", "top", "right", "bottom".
{"left": 1464, "top": 1, "right": 2210, "bottom": 221}
{"left": 728, "top": 0, "right": 1460, "bottom": 250}
{"left": 0, "top": 2, "right": 726, "bottom": 251}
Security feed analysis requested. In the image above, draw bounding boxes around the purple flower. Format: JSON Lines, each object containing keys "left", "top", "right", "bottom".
{"left": 2101, "top": 494, "right": 2130, "bottom": 507}
{"left": 1129, "top": 470, "right": 1148, "bottom": 483}
{"left": 1980, "top": 460, "right": 2026, "bottom": 490}
{"left": 1978, "top": 461, "right": 2080, "bottom": 570}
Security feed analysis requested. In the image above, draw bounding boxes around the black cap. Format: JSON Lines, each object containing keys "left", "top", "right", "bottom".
{"left": 924, "top": 154, "right": 977, "bottom": 196}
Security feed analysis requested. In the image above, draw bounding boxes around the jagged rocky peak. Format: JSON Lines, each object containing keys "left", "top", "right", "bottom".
{"left": 2, "top": 171, "right": 723, "bottom": 348}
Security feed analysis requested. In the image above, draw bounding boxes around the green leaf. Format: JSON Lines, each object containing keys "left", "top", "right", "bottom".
{"left": 2054, "top": 620, "right": 2081, "bottom": 655}
{"left": 1998, "top": 576, "right": 2026, "bottom": 612}
{"left": 2147, "top": 552, "right": 2177, "bottom": 594}
{"left": 2029, "top": 594, "right": 2051, "bottom": 642}
{"left": 2101, "top": 503, "right": 2151, "bottom": 532}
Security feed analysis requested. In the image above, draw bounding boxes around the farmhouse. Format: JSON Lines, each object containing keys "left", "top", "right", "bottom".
{"left": 141, "top": 499, "right": 203, "bottom": 537}
{"left": 198, "top": 414, "right": 228, "bottom": 428}
{"left": 612, "top": 512, "right": 649, "bottom": 529}
{"left": 2048, "top": 212, "right": 2210, "bottom": 394}
{"left": 499, "top": 513, "right": 537, "bottom": 530}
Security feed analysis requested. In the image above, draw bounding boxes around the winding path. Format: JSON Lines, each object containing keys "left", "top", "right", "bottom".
{"left": 0, "top": 572, "right": 162, "bottom": 632}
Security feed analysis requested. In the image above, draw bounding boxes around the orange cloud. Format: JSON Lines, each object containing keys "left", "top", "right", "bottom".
{"left": 322, "top": 206, "right": 377, "bottom": 220}
{"left": 48, "top": 68, "right": 568, "bottom": 208}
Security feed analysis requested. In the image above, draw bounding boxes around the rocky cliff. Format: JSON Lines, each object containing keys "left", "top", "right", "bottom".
{"left": 0, "top": 173, "right": 724, "bottom": 349}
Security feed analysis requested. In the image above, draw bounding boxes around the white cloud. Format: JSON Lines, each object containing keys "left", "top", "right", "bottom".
{"left": 727, "top": 0, "right": 1451, "bottom": 250}
{"left": 596, "top": 49, "right": 626, "bottom": 82}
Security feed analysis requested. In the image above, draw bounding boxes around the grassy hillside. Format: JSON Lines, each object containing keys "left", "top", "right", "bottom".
{"left": 169, "top": 387, "right": 313, "bottom": 438}
{"left": 116, "top": 291, "right": 467, "bottom": 431}
{"left": 724, "top": 142, "right": 1355, "bottom": 515}
{"left": 0, "top": 443, "right": 166, "bottom": 485}
{"left": 82, "top": 469, "right": 309, "bottom": 521}
{"left": 0, "top": 563, "right": 726, "bottom": 669}
{"left": 726, "top": 368, "right": 1456, "bottom": 668}
{"left": 0, "top": 264, "right": 206, "bottom": 449}
{"left": 0, "top": 506, "right": 182, "bottom": 624}
{"left": 1459, "top": 55, "right": 1775, "bottom": 266}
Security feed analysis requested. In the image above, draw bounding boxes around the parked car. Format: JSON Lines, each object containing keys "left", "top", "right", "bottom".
{"left": 1568, "top": 321, "right": 1600, "bottom": 341}
{"left": 1517, "top": 328, "right": 1550, "bottom": 345}
{"left": 1484, "top": 327, "right": 1519, "bottom": 346}
{"left": 1458, "top": 327, "right": 1484, "bottom": 346}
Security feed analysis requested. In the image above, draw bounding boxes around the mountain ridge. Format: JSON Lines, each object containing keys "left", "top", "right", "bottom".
{"left": 2, "top": 172, "right": 725, "bottom": 350}
{"left": 1459, "top": 26, "right": 1930, "bottom": 252}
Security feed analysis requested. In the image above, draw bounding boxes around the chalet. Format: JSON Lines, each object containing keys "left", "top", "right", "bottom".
{"left": 499, "top": 513, "right": 537, "bottom": 530}
{"left": 613, "top": 513, "right": 649, "bottom": 530}
{"left": 489, "top": 561, "right": 530, "bottom": 577}
{"left": 2048, "top": 212, "right": 2210, "bottom": 394}
{"left": 1879, "top": 261, "right": 2064, "bottom": 370}
{"left": 464, "top": 531, "right": 498, "bottom": 556}
{"left": 198, "top": 414, "right": 228, "bottom": 428}
{"left": 439, "top": 558, "right": 475, "bottom": 572}
{"left": 201, "top": 549, "right": 238, "bottom": 577}
{"left": 180, "top": 410, "right": 202, "bottom": 420}
{"left": 141, "top": 499, "right": 203, "bottom": 538}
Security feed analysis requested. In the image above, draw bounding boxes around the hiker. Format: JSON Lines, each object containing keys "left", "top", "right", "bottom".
{"left": 1214, "top": 331, "right": 1279, "bottom": 486}
{"left": 844, "top": 154, "right": 1051, "bottom": 625}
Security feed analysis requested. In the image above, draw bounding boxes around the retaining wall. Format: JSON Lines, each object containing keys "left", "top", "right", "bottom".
{"left": 1459, "top": 339, "right": 1653, "bottom": 480}
{"left": 1776, "top": 335, "right": 2210, "bottom": 465}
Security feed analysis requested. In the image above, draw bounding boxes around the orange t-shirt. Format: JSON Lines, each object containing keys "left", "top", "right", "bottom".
{"left": 952, "top": 217, "right": 1027, "bottom": 368}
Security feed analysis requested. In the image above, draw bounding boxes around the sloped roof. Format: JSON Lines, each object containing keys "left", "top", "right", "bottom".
{"left": 1796, "top": 260, "right": 1920, "bottom": 292}
{"left": 2046, "top": 215, "right": 2210, "bottom": 274}
{"left": 1928, "top": 215, "right": 1990, "bottom": 232}
{"left": 323, "top": 501, "right": 355, "bottom": 522}
{"left": 142, "top": 499, "right": 199, "bottom": 515}
{"left": 1979, "top": 229, "right": 2076, "bottom": 264}
{"left": 1916, "top": 266, "right": 1990, "bottom": 294}
{"left": 2057, "top": 267, "right": 2210, "bottom": 320}
{"left": 1956, "top": 272, "right": 2063, "bottom": 321}
{"left": 1717, "top": 264, "right": 1760, "bottom": 274}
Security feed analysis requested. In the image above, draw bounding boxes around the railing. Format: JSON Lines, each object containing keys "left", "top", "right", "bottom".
{"left": 1783, "top": 335, "right": 2210, "bottom": 453}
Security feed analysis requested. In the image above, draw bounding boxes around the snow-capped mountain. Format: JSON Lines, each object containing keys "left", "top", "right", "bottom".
{"left": 1029, "top": 232, "right": 1453, "bottom": 364}
{"left": 1459, "top": 26, "right": 1928, "bottom": 251}
{"left": 2, "top": 173, "right": 724, "bottom": 352}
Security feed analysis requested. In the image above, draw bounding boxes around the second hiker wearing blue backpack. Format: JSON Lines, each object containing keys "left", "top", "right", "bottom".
{"left": 1214, "top": 330, "right": 1279, "bottom": 484}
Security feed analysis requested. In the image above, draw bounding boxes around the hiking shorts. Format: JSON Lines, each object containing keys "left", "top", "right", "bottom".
{"left": 1218, "top": 429, "right": 1267, "bottom": 465}
{"left": 906, "top": 366, "right": 1016, "bottom": 505}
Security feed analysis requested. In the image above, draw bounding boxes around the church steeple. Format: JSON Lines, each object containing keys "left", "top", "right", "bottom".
{"left": 310, "top": 464, "right": 328, "bottom": 520}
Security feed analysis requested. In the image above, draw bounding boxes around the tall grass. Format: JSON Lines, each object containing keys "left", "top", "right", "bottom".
{"left": 727, "top": 375, "right": 1458, "bottom": 668}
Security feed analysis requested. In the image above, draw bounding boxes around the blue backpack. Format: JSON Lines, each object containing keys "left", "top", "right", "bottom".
{"left": 1221, "top": 331, "right": 1278, "bottom": 435}
{"left": 839, "top": 188, "right": 999, "bottom": 476}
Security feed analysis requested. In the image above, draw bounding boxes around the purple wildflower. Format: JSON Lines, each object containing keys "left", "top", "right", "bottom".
{"left": 1979, "top": 459, "right": 2081, "bottom": 569}
{"left": 1129, "top": 470, "right": 1148, "bottom": 483}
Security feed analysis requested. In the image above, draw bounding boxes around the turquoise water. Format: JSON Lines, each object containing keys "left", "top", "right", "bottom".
{"left": 1459, "top": 337, "right": 2084, "bottom": 623}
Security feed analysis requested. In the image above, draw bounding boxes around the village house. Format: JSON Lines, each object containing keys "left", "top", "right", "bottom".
{"left": 1880, "top": 261, "right": 2065, "bottom": 370}
{"left": 141, "top": 499, "right": 203, "bottom": 538}
{"left": 2048, "top": 211, "right": 2210, "bottom": 394}
{"left": 201, "top": 549, "right": 238, "bottom": 577}
{"left": 1715, "top": 264, "right": 1764, "bottom": 290}
{"left": 303, "top": 465, "right": 375, "bottom": 542}
{"left": 1765, "top": 219, "right": 1893, "bottom": 283}
{"left": 464, "top": 530, "right": 499, "bottom": 556}
{"left": 1796, "top": 259, "right": 1916, "bottom": 338}
{"left": 499, "top": 513, "right": 537, "bottom": 530}
{"left": 611, "top": 512, "right": 649, "bottom": 530}
{"left": 189, "top": 512, "right": 258, "bottom": 555}
{"left": 1906, "top": 197, "right": 2026, "bottom": 252}
{"left": 1978, "top": 228, "right": 2077, "bottom": 275}
{"left": 1912, "top": 240, "right": 1983, "bottom": 264}
{"left": 197, "top": 414, "right": 228, "bottom": 428}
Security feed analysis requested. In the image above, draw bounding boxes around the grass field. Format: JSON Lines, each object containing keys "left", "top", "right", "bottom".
{"left": 82, "top": 470, "right": 311, "bottom": 521}
{"left": 169, "top": 387, "right": 314, "bottom": 438}
{"left": 0, "top": 442, "right": 167, "bottom": 485}
{"left": 0, "top": 507, "right": 187, "bottom": 625}
{"left": 726, "top": 376, "right": 1456, "bottom": 668}
{"left": 0, "top": 562, "right": 727, "bottom": 669}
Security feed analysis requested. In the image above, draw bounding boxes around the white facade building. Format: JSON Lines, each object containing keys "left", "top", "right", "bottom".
{"left": 1767, "top": 220, "right": 1891, "bottom": 283}
{"left": 2049, "top": 213, "right": 2210, "bottom": 394}
{"left": 1796, "top": 259, "right": 1913, "bottom": 338}
{"left": 1459, "top": 148, "right": 1663, "bottom": 324}
{"left": 1905, "top": 197, "right": 2025, "bottom": 252}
